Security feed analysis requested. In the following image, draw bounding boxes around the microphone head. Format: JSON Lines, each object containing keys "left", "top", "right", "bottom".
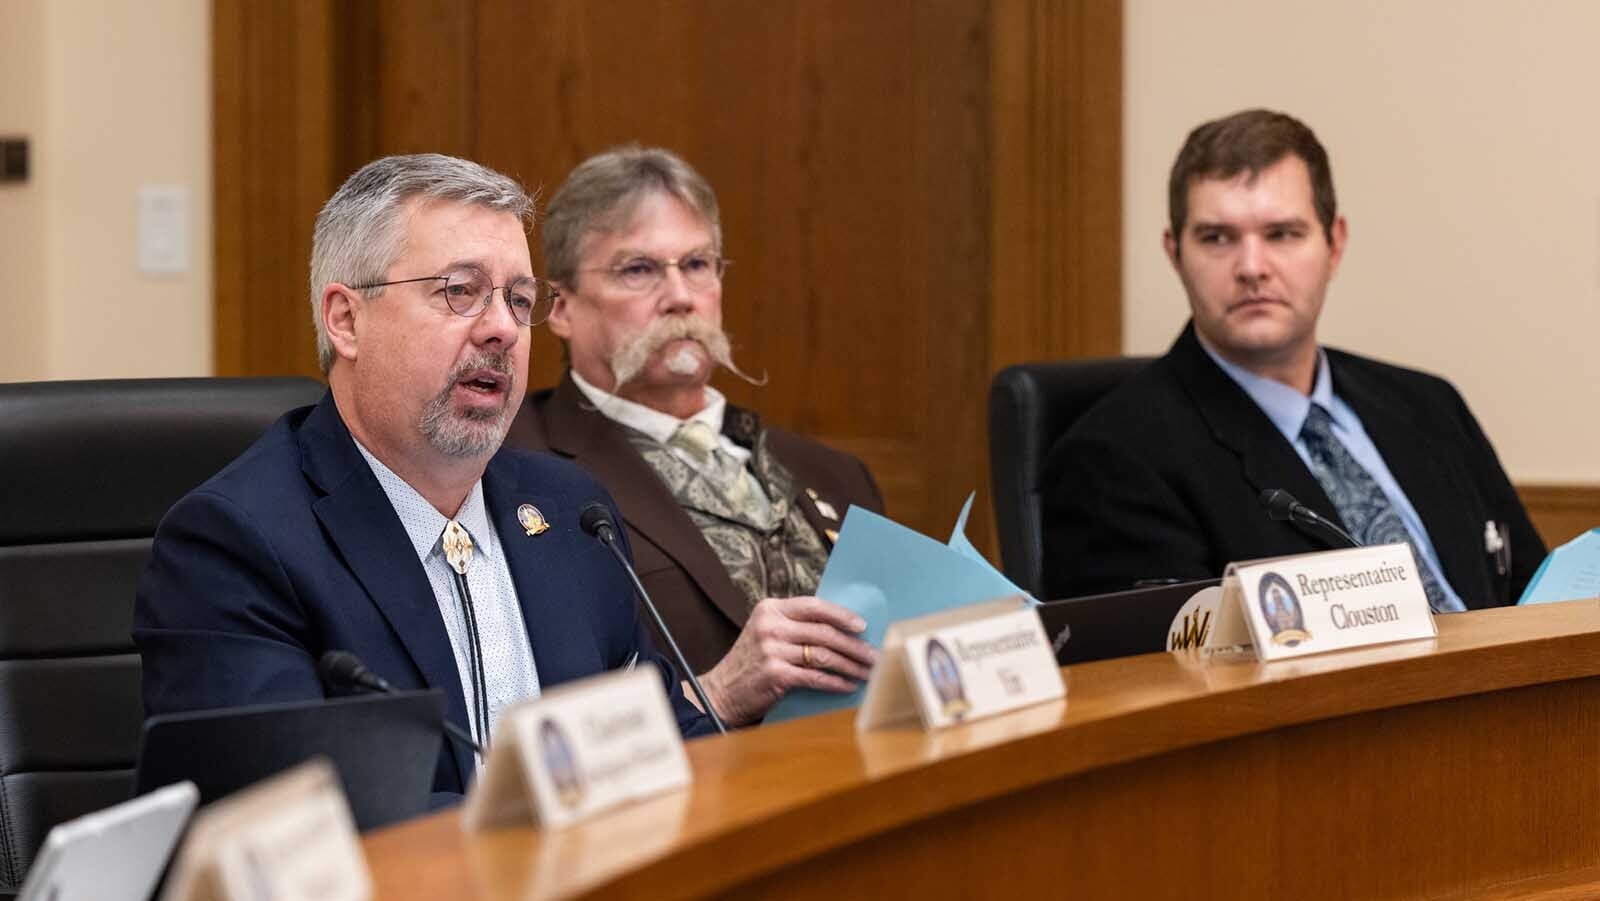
{"left": 579, "top": 502, "right": 615, "bottom": 538}
{"left": 317, "top": 650, "right": 390, "bottom": 693}
{"left": 1259, "top": 488, "right": 1299, "bottom": 521}
{"left": 317, "top": 650, "right": 362, "bottom": 685}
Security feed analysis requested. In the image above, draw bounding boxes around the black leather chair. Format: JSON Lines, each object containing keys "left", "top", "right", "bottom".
{"left": 987, "top": 358, "right": 1151, "bottom": 598}
{"left": 0, "top": 377, "right": 324, "bottom": 895}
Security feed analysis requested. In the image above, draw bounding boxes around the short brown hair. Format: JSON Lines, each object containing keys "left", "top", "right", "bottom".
{"left": 1167, "top": 109, "right": 1336, "bottom": 246}
{"left": 542, "top": 145, "right": 720, "bottom": 289}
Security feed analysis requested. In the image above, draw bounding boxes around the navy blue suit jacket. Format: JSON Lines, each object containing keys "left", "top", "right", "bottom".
{"left": 134, "top": 392, "right": 711, "bottom": 797}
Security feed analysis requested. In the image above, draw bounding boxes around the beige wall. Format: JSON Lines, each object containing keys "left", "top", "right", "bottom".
{"left": 7, "top": 0, "right": 1596, "bottom": 484}
{"left": 1125, "top": 0, "right": 1600, "bottom": 484}
{"left": 0, "top": 0, "right": 48, "bottom": 381}
{"left": 0, "top": 0, "right": 211, "bottom": 382}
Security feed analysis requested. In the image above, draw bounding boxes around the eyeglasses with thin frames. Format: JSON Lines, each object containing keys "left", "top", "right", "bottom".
{"left": 582, "top": 252, "right": 730, "bottom": 293}
{"left": 352, "top": 267, "right": 558, "bottom": 327}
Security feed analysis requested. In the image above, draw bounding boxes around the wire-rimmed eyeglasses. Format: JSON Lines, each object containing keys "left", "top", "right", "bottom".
{"left": 582, "top": 252, "right": 730, "bottom": 293}
{"left": 353, "top": 267, "right": 558, "bottom": 327}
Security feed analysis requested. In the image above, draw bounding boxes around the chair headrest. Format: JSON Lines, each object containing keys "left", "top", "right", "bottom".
{"left": 989, "top": 358, "right": 1152, "bottom": 461}
{"left": 0, "top": 377, "right": 325, "bottom": 544}
{"left": 987, "top": 358, "right": 1151, "bottom": 596}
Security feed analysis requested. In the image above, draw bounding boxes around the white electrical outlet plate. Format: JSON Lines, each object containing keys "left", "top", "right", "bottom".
{"left": 138, "top": 184, "right": 189, "bottom": 274}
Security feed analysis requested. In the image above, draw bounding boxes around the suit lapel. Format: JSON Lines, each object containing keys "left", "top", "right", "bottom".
{"left": 1329, "top": 355, "right": 1482, "bottom": 601}
{"left": 540, "top": 375, "right": 753, "bottom": 628}
{"left": 758, "top": 429, "right": 849, "bottom": 549}
{"left": 298, "top": 395, "right": 474, "bottom": 788}
{"left": 795, "top": 491, "right": 843, "bottom": 549}
{"left": 482, "top": 456, "right": 605, "bottom": 688}
{"left": 1169, "top": 326, "right": 1347, "bottom": 546}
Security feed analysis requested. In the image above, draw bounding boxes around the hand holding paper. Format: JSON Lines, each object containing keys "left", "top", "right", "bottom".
{"left": 699, "top": 596, "right": 877, "bottom": 727}
{"left": 764, "top": 493, "right": 1032, "bottom": 723}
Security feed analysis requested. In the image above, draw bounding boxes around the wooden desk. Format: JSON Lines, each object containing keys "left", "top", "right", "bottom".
{"left": 364, "top": 600, "right": 1600, "bottom": 899}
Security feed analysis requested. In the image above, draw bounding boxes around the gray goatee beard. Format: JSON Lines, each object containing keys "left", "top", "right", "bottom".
{"left": 607, "top": 314, "right": 763, "bottom": 391}
{"left": 418, "top": 351, "right": 517, "bottom": 458}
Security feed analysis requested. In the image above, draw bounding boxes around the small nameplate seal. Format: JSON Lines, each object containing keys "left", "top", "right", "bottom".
{"left": 857, "top": 596, "right": 1065, "bottom": 732}
{"left": 462, "top": 667, "right": 691, "bottom": 831}
{"left": 1217, "top": 543, "right": 1437, "bottom": 662}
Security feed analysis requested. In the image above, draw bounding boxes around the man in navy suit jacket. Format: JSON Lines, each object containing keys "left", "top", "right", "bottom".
{"left": 135, "top": 154, "right": 709, "bottom": 799}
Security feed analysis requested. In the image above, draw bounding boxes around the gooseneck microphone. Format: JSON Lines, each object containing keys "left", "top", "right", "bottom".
{"left": 579, "top": 502, "right": 728, "bottom": 735}
{"left": 1259, "top": 489, "right": 1361, "bottom": 550}
{"left": 317, "top": 650, "right": 485, "bottom": 756}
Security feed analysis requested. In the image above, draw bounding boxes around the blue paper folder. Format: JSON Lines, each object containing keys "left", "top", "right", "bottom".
{"left": 1518, "top": 528, "right": 1600, "bottom": 606}
{"left": 763, "top": 495, "right": 1031, "bottom": 723}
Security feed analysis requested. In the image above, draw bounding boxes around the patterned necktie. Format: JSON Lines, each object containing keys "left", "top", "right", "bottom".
{"left": 669, "top": 421, "right": 754, "bottom": 507}
{"left": 1298, "top": 404, "right": 1460, "bottom": 613}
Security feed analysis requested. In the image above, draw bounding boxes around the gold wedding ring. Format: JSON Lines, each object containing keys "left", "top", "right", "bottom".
{"left": 801, "top": 644, "right": 814, "bottom": 667}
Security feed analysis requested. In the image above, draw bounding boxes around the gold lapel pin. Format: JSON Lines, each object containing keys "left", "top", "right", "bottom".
{"left": 806, "top": 489, "right": 840, "bottom": 522}
{"left": 517, "top": 503, "right": 550, "bottom": 536}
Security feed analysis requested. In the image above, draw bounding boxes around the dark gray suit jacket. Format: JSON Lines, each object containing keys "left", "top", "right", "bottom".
{"left": 1041, "top": 324, "right": 1544, "bottom": 604}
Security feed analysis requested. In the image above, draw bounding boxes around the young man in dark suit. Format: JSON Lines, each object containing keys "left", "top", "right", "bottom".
{"left": 1042, "top": 109, "right": 1543, "bottom": 604}
{"left": 508, "top": 147, "right": 880, "bottom": 727}
{"left": 135, "top": 154, "right": 710, "bottom": 799}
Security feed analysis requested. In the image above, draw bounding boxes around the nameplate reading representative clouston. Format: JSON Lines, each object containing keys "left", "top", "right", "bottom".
{"left": 1224, "top": 544, "right": 1437, "bottom": 662}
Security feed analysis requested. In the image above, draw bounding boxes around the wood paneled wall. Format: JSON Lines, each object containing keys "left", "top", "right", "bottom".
{"left": 213, "top": 1, "right": 338, "bottom": 379}
{"left": 1520, "top": 484, "right": 1600, "bottom": 549}
{"left": 213, "top": 0, "right": 1123, "bottom": 551}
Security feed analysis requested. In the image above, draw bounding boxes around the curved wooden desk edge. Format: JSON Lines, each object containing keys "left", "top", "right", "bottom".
{"left": 364, "top": 599, "right": 1600, "bottom": 899}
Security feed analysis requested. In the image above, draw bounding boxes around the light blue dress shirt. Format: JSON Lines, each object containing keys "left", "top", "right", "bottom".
{"left": 1199, "top": 341, "right": 1466, "bottom": 612}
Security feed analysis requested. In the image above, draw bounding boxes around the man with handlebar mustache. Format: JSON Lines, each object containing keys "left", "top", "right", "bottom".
{"left": 510, "top": 146, "right": 883, "bottom": 727}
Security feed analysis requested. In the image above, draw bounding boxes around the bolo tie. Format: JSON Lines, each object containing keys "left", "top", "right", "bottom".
{"left": 441, "top": 519, "right": 491, "bottom": 750}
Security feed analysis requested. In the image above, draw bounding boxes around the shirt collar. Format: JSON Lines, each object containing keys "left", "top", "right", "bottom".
{"left": 569, "top": 368, "right": 726, "bottom": 445}
{"left": 1197, "top": 335, "right": 1335, "bottom": 444}
{"left": 352, "top": 439, "right": 495, "bottom": 563}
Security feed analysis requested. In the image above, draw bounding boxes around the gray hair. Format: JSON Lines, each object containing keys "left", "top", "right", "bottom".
{"left": 542, "top": 145, "right": 721, "bottom": 289}
{"left": 309, "top": 153, "right": 535, "bottom": 373}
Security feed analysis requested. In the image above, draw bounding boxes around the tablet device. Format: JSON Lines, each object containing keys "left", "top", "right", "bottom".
{"left": 18, "top": 781, "right": 198, "bottom": 901}
{"left": 1037, "top": 579, "right": 1222, "bottom": 664}
{"left": 135, "top": 689, "right": 444, "bottom": 832}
